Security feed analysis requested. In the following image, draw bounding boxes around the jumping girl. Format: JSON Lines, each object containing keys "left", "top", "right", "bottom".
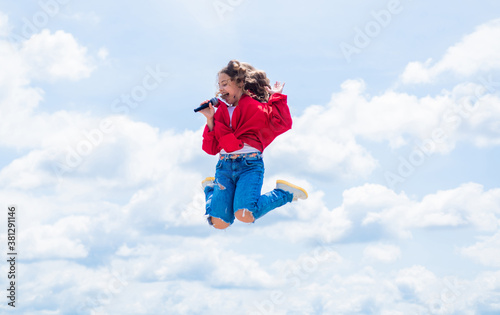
{"left": 198, "top": 60, "right": 307, "bottom": 230}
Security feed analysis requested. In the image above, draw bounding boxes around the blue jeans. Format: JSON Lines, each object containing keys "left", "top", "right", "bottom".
{"left": 204, "top": 153, "right": 293, "bottom": 225}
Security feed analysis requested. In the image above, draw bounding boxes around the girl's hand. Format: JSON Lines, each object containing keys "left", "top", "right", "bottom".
{"left": 199, "top": 101, "right": 215, "bottom": 131}
{"left": 198, "top": 100, "right": 215, "bottom": 119}
{"left": 266, "top": 81, "right": 285, "bottom": 95}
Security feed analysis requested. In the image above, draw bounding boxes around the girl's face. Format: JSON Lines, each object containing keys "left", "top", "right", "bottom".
{"left": 218, "top": 73, "right": 243, "bottom": 105}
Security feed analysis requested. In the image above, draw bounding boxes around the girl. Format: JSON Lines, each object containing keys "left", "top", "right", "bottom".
{"left": 198, "top": 60, "right": 307, "bottom": 230}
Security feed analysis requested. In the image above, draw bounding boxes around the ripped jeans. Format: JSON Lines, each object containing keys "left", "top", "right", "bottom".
{"left": 204, "top": 152, "right": 293, "bottom": 225}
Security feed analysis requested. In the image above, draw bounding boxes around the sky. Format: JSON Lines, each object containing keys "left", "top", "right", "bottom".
{"left": 0, "top": 0, "right": 500, "bottom": 314}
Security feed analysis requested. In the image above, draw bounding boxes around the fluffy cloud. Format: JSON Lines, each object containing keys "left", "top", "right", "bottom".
{"left": 461, "top": 232, "right": 500, "bottom": 267}
{"left": 0, "top": 27, "right": 97, "bottom": 149}
{"left": 175, "top": 0, "right": 247, "bottom": 29}
{"left": 0, "top": 19, "right": 207, "bottom": 266}
{"left": 268, "top": 80, "right": 379, "bottom": 178}
{"left": 269, "top": 75, "right": 500, "bottom": 181}
{"left": 271, "top": 182, "right": 500, "bottom": 242}
{"left": 401, "top": 18, "right": 500, "bottom": 84}
{"left": 363, "top": 243, "right": 401, "bottom": 263}
{"left": 20, "top": 29, "right": 95, "bottom": 81}
{"left": 22, "top": 216, "right": 90, "bottom": 259}
{"left": 0, "top": 12, "right": 9, "bottom": 37}
{"left": 358, "top": 182, "right": 500, "bottom": 238}
{"left": 16, "top": 253, "right": 500, "bottom": 314}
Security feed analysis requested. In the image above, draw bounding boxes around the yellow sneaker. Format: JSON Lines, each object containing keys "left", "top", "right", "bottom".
{"left": 201, "top": 177, "right": 216, "bottom": 189}
{"left": 276, "top": 180, "right": 308, "bottom": 201}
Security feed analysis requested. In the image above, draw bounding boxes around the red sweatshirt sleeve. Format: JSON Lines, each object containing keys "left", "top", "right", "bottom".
{"left": 267, "top": 93, "right": 292, "bottom": 135}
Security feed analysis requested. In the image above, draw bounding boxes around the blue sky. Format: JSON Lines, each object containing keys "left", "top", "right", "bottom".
{"left": 1, "top": 0, "right": 500, "bottom": 314}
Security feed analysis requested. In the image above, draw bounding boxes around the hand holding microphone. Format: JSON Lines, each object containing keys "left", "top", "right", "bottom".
{"left": 196, "top": 98, "right": 218, "bottom": 131}
{"left": 194, "top": 97, "right": 219, "bottom": 113}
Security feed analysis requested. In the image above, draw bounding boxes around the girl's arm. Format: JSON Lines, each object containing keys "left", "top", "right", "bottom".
{"left": 202, "top": 124, "right": 221, "bottom": 155}
{"left": 199, "top": 102, "right": 215, "bottom": 131}
{"left": 266, "top": 81, "right": 292, "bottom": 135}
{"left": 267, "top": 93, "right": 292, "bottom": 135}
{"left": 199, "top": 102, "right": 221, "bottom": 155}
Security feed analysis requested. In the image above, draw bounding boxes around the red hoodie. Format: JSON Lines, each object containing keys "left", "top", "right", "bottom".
{"left": 202, "top": 93, "right": 292, "bottom": 155}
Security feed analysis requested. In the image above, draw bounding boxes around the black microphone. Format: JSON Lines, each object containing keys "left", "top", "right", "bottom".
{"left": 194, "top": 97, "right": 219, "bottom": 113}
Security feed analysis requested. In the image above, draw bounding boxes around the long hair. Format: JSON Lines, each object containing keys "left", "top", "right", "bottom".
{"left": 218, "top": 60, "right": 271, "bottom": 103}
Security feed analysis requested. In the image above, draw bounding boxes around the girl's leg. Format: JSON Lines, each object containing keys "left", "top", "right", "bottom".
{"left": 205, "top": 160, "right": 236, "bottom": 229}
{"left": 234, "top": 159, "right": 293, "bottom": 222}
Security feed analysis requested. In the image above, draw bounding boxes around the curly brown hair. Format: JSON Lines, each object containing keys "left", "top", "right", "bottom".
{"left": 218, "top": 60, "right": 271, "bottom": 103}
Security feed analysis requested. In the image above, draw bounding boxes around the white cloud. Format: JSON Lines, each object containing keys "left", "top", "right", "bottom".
{"left": 363, "top": 243, "right": 401, "bottom": 263}
{"left": 289, "top": 182, "right": 500, "bottom": 242}
{"left": 22, "top": 216, "right": 90, "bottom": 259}
{"left": 2, "top": 150, "right": 499, "bottom": 312}
{"left": 341, "top": 78, "right": 500, "bottom": 151}
{"left": 112, "top": 237, "right": 277, "bottom": 288}
{"left": 361, "top": 183, "right": 500, "bottom": 238}
{"left": 98, "top": 47, "right": 109, "bottom": 60}
{"left": 269, "top": 76, "right": 500, "bottom": 182}
{"left": 395, "top": 266, "right": 445, "bottom": 311}
{"left": 0, "top": 150, "right": 50, "bottom": 189}
{"left": 240, "top": 175, "right": 353, "bottom": 243}
{"left": 401, "top": 18, "right": 500, "bottom": 84}
{"left": 174, "top": 0, "right": 247, "bottom": 30}
{"left": 17, "top": 251, "right": 500, "bottom": 314}
{"left": 61, "top": 11, "right": 101, "bottom": 25}
{"left": 21, "top": 29, "right": 95, "bottom": 81}
{"left": 268, "top": 80, "right": 379, "bottom": 179}
{"left": 0, "top": 39, "right": 33, "bottom": 99}
{"left": 104, "top": 176, "right": 499, "bottom": 251}
{"left": 20, "top": 260, "right": 130, "bottom": 314}
{"left": 0, "top": 26, "right": 99, "bottom": 151}
{"left": 0, "top": 12, "right": 9, "bottom": 37}
{"left": 461, "top": 232, "right": 500, "bottom": 267}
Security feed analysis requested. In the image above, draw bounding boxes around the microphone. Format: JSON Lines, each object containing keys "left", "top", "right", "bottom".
{"left": 194, "top": 97, "right": 219, "bottom": 113}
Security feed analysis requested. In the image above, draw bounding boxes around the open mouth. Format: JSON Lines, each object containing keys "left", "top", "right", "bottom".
{"left": 221, "top": 93, "right": 230, "bottom": 99}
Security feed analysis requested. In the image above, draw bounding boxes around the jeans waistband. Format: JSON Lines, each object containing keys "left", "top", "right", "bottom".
{"left": 219, "top": 152, "right": 262, "bottom": 161}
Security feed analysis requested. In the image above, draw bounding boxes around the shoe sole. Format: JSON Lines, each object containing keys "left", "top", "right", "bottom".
{"left": 201, "top": 177, "right": 215, "bottom": 189}
{"left": 276, "top": 180, "right": 308, "bottom": 200}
